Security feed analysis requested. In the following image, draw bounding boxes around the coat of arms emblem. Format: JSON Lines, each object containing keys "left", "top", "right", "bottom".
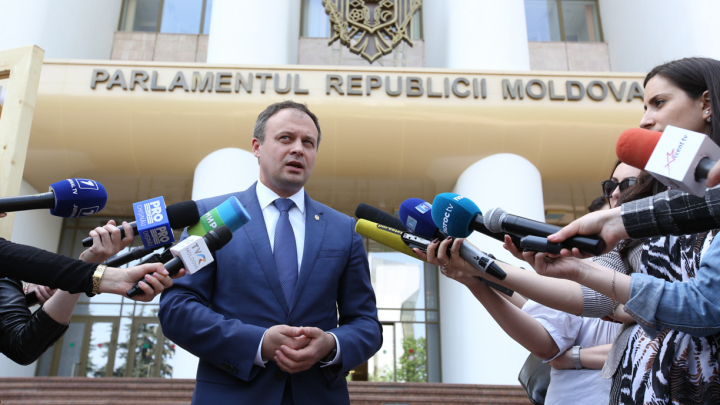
{"left": 323, "top": 0, "right": 422, "bottom": 63}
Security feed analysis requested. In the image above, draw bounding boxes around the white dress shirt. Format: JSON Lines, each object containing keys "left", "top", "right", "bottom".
{"left": 253, "top": 180, "right": 341, "bottom": 368}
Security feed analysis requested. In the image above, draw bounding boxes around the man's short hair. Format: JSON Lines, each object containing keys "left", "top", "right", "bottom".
{"left": 253, "top": 100, "right": 322, "bottom": 148}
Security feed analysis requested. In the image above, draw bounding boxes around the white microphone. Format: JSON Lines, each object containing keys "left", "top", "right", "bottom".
{"left": 617, "top": 126, "right": 720, "bottom": 196}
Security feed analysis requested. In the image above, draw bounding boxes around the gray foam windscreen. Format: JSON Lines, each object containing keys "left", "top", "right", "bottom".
{"left": 484, "top": 207, "right": 507, "bottom": 234}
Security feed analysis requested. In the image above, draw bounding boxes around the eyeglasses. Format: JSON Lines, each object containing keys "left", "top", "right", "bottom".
{"left": 601, "top": 178, "right": 637, "bottom": 198}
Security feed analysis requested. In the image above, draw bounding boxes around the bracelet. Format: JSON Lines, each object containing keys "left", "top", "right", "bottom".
{"left": 92, "top": 264, "right": 108, "bottom": 295}
{"left": 611, "top": 271, "right": 619, "bottom": 311}
{"left": 572, "top": 346, "right": 583, "bottom": 370}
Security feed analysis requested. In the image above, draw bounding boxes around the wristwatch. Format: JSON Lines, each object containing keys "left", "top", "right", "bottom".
{"left": 92, "top": 264, "right": 108, "bottom": 295}
{"left": 322, "top": 346, "right": 337, "bottom": 363}
{"left": 572, "top": 346, "right": 583, "bottom": 370}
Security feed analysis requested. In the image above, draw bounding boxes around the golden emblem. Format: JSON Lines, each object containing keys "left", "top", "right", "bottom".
{"left": 323, "top": 0, "right": 421, "bottom": 63}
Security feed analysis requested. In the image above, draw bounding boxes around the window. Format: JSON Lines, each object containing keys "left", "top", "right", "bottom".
{"left": 119, "top": 0, "right": 213, "bottom": 34}
{"left": 301, "top": 0, "right": 423, "bottom": 40}
{"left": 524, "top": 0, "right": 602, "bottom": 42}
{"left": 363, "top": 239, "right": 441, "bottom": 382}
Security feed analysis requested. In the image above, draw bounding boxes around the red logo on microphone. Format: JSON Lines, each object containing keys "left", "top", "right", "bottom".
{"left": 665, "top": 149, "right": 676, "bottom": 174}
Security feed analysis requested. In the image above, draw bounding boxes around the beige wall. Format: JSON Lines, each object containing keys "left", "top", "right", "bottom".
{"left": 26, "top": 61, "right": 645, "bottom": 219}
{"left": 111, "top": 33, "right": 208, "bottom": 63}
{"left": 529, "top": 42, "right": 611, "bottom": 72}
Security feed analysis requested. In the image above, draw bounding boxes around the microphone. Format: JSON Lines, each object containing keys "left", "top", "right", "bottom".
{"left": 431, "top": 193, "right": 605, "bottom": 255}
{"left": 104, "top": 244, "right": 167, "bottom": 268}
{"left": 81, "top": 200, "right": 200, "bottom": 247}
{"left": 355, "top": 219, "right": 511, "bottom": 295}
{"left": 398, "top": 198, "right": 521, "bottom": 247}
{"left": 484, "top": 207, "right": 605, "bottom": 256}
{"left": 397, "top": 198, "right": 507, "bottom": 280}
{"left": 186, "top": 196, "right": 251, "bottom": 237}
{"left": 126, "top": 225, "right": 233, "bottom": 298}
{"left": 616, "top": 126, "right": 720, "bottom": 196}
{"left": 355, "top": 203, "right": 408, "bottom": 232}
{"left": 0, "top": 178, "right": 107, "bottom": 218}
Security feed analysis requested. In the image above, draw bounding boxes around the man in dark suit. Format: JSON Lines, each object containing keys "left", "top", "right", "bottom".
{"left": 159, "top": 101, "right": 382, "bottom": 405}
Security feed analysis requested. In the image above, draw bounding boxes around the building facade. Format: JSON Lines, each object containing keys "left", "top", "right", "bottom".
{"left": 1, "top": 0, "right": 719, "bottom": 386}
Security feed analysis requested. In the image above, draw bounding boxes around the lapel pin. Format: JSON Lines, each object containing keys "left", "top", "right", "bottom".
{"left": 315, "top": 215, "right": 320, "bottom": 221}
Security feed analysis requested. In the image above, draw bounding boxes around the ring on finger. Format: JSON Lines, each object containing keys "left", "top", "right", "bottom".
{"left": 543, "top": 256, "right": 554, "bottom": 263}
{"left": 441, "top": 259, "right": 450, "bottom": 266}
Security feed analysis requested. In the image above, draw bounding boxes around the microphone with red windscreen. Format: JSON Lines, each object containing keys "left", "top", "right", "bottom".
{"left": 615, "top": 126, "right": 720, "bottom": 196}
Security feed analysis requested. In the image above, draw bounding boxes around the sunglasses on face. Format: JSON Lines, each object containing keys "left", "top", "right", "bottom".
{"left": 601, "top": 178, "right": 637, "bottom": 198}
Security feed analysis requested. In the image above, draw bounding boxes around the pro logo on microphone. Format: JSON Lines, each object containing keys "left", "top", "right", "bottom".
{"left": 133, "top": 196, "right": 175, "bottom": 249}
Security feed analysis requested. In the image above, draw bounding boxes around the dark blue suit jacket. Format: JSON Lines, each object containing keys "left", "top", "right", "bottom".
{"left": 159, "top": 183, "right": 382, "bottom": 405}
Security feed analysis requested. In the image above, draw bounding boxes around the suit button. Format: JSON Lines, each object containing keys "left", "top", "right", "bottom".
{"left": 275, "top": 370, "right": 285, "bottom": 381}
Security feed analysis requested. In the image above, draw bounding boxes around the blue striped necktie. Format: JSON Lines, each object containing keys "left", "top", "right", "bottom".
{"left": 273, "top": 198, "right": 298, "bottom": 307}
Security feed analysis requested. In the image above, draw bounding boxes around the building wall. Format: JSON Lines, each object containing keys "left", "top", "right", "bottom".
{"left": 423, "top": 0, "right": 530, "bottom": 70}
{"left": 207, "top": 0, "right": 301, "bottom": 65}
{"left": 600, "top": 0, "right": 720, "bottom": 72}
{"left": 0, "top": 0, "right": 121, "bottom": 60}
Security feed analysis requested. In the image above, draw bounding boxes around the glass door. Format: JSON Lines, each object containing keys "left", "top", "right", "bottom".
{"left": 42, "top": 316, "right": 120, "bottom": 377}
{"left": 123, "top": 317, "right": 174, "bottom": 378}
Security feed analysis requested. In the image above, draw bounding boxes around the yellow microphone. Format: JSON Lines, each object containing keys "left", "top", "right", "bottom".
{"left": 355, "top": 218, "right": 514, "bottom": 297}
{"left": 355, "top": 219, "right": 416, "bottom": 257}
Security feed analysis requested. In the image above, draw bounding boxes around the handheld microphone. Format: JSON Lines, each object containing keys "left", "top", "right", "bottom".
{"left": 398, "top": 198, "right": 508, "bottom": 280}
{"left": 355, "top": 203, "right": 408, "bottom": 232}
{"left": 104, "top": 244, "right": 167, "bottom": 268}
{"left": 617, "top": 126, "right": 720, "bottom": 196}
{"left": 519, "top": 235, "right": 562, "bottom": 255}
{"left": 399, "top": 198, "right": 521, "bottom": 245}
{"left": 81, "top": 200, "right": 200, "bottom": 248}
{"left": 484, "top": 207, "right": 605, "bottom": 256}
{"left": 0, "top": 178, "right": 107, "bottom": 218}
{"left": 126, "top": 225, "right": 233, "bottom": 298}
{"left": 25, "top": 291, "right": 40, "bottom": 307}
{"left": 355, "top": 219, "right": 511, "bottom": 294}
{"left": 186, "top": 196, "right": 251, "bottom": 237}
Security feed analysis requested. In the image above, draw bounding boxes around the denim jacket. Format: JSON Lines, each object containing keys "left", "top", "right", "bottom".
{"left": 621, "top": 189, "right": 720, "bottom": 337}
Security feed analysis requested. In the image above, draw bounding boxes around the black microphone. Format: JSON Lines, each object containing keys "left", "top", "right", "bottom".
{"left": 81, "top": 200, "right": 200, "bottom": 247}
{"left": 126, "top": 225, "right": 233, "bottom": 298}
{"left": 104, "top": 244, "right": 167, "bottom": 268}
{"left": 485, "top": 207, "right": 605, "bottom": 256}
{"left": 25, "top": 291, "right": 40, "bottom": 307}
{"left": 355, "top": 203, "right": 408, "bottom": 232}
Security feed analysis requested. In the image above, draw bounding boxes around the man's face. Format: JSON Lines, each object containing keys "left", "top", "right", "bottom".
{"left": 252, "top": 108, "right": 318, "bottom": 197}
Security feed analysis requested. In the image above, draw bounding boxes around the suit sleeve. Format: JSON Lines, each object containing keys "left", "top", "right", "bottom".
{"left": 158, "top": 202, "right": 266, "bottom": 381}
{"left": 324, "top": 217, "right": 383, "bottom": 385}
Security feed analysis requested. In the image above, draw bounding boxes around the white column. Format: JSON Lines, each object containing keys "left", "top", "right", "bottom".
{"left": 192, "top": 148, "right": 259, "bottom": 200}
{"left": 440, "top": 153, "right": 544, "bottom": 385}
{"left": 600, "top": 0, "right": 720, "bottom": 72}
{"left": 207, "top": 0, "right": 301, "bottom": 65}
{"left": 0, "top": 0, "right": 122, "bottom": 59}
{"left": 422, "top": 0, "right": 530, "bottom": 70}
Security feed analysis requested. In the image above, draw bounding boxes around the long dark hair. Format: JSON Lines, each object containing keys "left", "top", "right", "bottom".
{"left": 645, "top": 57, "right": 720, "bottom": 144}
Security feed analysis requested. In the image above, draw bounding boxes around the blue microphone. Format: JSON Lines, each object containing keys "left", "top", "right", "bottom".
{"left": 399, "top": 198, "right": 507, "bottom": 281}
{"left": 133, "top": 196, "right": 175, "bottom": 249}
{"left": 0, "top": 178, "right": 107, "bottom": 218}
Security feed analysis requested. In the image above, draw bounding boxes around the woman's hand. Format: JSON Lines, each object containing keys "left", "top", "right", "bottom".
{"left": 25, "top": 283, "right": 57, "bottom": 304}
{"left": 440, "top": 265, "right": 485, "bottom": 288}
{"left": 412, "top": 237, "right": 483, "bottom": 276}
{"left": 503, "top": 235, "right": 584, "bottom": 281}
{"left": 99, "top": 263, "right": 184, "bottom": 302}
{"left": 79, "top": 220, "right": 134, "bottom": 263}
{"left": 608, "top": 304, "right": 636, "bottom": 324}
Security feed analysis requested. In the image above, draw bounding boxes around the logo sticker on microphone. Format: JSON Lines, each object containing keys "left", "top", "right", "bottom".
{"left": 170, "top": 235, "right": 214, "bottom": 274}
{"left": 442, "top": 204, "right": 454, "bottom": 234}
{"left": 133, "top": 196, "right": 175, "bottom": 249}
{"left": 76, "top": 180, "right": 99, "bottom": 190}
{"left": 414, "top": 202, "right": 431, "bottom": 214}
